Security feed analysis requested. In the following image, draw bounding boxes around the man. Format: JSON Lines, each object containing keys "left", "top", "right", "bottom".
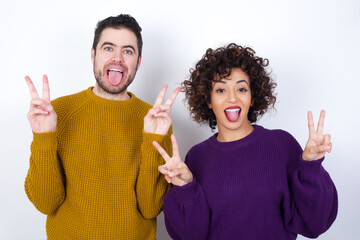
{"left": 24, "top": 14, "right": 179, "bottom": 239}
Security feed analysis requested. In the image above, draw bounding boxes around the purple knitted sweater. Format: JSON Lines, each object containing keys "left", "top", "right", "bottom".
{"left": 163, "top": 125, "right": 337, "bottom": 240}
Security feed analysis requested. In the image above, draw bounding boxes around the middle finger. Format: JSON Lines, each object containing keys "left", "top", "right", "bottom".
{"left": 164, "top": 87, "right": 181, "bottom": 107}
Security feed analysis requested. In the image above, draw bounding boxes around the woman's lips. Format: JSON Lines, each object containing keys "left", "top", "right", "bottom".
{"left": 224, "top": 107, "right": 241, "bottom": 122}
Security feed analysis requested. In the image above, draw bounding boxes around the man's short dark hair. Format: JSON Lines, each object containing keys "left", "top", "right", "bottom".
{"left": 92, "top": 14, "right": 143, "bottom": 57}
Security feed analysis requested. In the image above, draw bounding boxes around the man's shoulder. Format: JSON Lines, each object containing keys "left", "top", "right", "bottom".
{"left": 52, "top": 88, "right": 88, "bottom": 102}
{"left": 51, "top": 88, "right": 91, "bottom": 118}
{"left": 130, "top": 92, "right": 153, "bottom": 111}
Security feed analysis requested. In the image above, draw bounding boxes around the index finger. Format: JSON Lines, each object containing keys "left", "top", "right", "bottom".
{"left": 164, "top": 87, "right": 181, "bottom": 107}
{"left": 42, "top": 75, "right": 50, "bottom": 101}
{"left": 171, "top": 134, "right": 181, "bottom": 158}
{"left": 307, "top": 111, "right": 315, "bottom": 136}
{"left": 25, "top": 76, "right": 40, "bottom": 99}
{"left": 316, "top": 110, "right": 326, "bottom": 134}
{"left": 153, "top": 85, "right": 168, "bottom": 107}
{"left": 152, "top": 140, "right": 171, "bottom": 162}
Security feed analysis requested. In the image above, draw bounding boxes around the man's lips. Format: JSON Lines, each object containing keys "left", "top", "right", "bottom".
{"left": 224, "top": 106, "right": 241, "bottom": 122}
{"left": 107, "top": 68, "right": 123, "bottom": 73}
{"left": 106, "top": 64, "right": 125, "bottom": 73}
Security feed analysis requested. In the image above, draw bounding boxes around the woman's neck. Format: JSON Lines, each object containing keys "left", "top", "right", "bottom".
{"left": 217, "top": 123, "right": 254, "bottom": 142}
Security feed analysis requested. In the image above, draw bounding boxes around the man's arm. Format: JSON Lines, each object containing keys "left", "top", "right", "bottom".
{"left": 24, "top": 75, "right": 65, "bottom": 215}
{"left": 136, "top": 85, "right": 180, "bottom": 219}
{"left": 136, "top": 131, "right": 172, "bottom": 219}
{"left": 25, "top": 132, "right": 66, "bottom": 215}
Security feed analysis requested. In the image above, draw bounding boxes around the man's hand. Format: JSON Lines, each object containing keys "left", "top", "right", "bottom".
{"left": 144, "top": 85, "right": 180, "bottom": 135}
{"left": 25, "top": 75, "right": 57, "bottom": 133}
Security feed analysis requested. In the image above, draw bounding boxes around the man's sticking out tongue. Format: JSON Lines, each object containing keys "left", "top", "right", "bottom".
{"left": 225, "top": 108, "right": 241, "bottom": 122}
{"left": 108, "top": 70, "right": 123, "bottom": 86}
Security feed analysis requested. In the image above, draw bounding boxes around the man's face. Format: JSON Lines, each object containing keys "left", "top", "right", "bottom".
{"left": 91, "top": 27, "right": 141, "bottom": 96}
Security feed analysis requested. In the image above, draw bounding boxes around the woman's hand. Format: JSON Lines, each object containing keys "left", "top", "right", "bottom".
{"left": 153, "top": 134, "right": 193, "bottom": 186}
{"left": 302, "top": 110, "right": 332, "bottom": 161}
{"left": 144, "top": 85, "right": 181, "bottom": 135}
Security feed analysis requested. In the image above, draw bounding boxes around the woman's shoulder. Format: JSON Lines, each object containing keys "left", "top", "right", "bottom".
{"left": 257, "top": 125, "right": 296, "bottom": 140}
{"left": 184, "top": 134, "right": 218, "bottom": 162}
{"left": 188, "top": 134, "right": 215, "bottom": 153}
{"left": 257, "top": 125, "right": 302, "bottom": 154}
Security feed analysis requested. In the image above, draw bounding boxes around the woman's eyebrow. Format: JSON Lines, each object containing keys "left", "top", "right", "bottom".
{"left": 236, "top": 80, "right": 249, "bottom": 85}
{"left": 215, "top": 79, "right": 249, "bottom": 85}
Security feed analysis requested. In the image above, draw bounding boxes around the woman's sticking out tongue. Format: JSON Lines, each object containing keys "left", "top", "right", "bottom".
{"left": 225, "top": 108, "right": 241, "bottom": 122}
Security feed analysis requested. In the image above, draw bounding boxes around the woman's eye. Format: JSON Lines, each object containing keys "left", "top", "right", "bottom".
{"left": 215, "top": 89, "right": 225, "bottom": 93}
{"left": 238, "top": 88, "right": 247, "bottom": 92}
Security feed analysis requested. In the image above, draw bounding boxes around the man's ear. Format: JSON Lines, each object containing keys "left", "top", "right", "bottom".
{"left": 137, "top": 56, "right": 142, "bottom": 70}
{"left": 91, "top": 48, "right": 95, "bottom": 64}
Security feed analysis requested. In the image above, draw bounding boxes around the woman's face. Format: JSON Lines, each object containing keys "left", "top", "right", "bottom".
{"left": 208, "top": 68, "right": 253, "bottom": 141}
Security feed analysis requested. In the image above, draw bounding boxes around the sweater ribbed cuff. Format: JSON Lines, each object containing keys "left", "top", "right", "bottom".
{"left": 299, "top": 156, "right": 324, "bottom": 180}
{"left": 173, "top": 178, "right": 197, "bottom": 202}
{"left": 142, "top": 130, "right": 168, "bottom": 146}
{"left": 141, "top": 130, "right": 172, "bottom": 166}
{"left": 32, "top": 131, "right": 57, "bottom": 150}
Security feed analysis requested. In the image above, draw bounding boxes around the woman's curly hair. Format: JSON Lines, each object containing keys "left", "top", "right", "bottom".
{"left": 182, "top": 43, "right": 277, "bottom": 130}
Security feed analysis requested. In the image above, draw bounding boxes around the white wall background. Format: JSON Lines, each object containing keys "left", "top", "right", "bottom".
{"left": 0, "top": 0, "right": 359, "bottom": 239}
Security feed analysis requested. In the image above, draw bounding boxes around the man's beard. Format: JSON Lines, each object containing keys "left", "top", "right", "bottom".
{"left": 93, "top": 66, "right": 137, "bottom": 95}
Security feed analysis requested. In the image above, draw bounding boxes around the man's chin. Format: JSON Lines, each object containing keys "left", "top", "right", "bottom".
{"left": 102, "top": 85, "right": 127, "bottom": 95}
{"left": 96, "top": 80, "right": 129, "bottom": 95}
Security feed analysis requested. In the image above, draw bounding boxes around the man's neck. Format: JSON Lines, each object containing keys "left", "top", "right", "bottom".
{"left": 92, "top": 85, "right": 131, "bottom": 101}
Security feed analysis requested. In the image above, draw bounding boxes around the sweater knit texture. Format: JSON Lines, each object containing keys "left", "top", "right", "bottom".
{"left": 25, "top": 87, "right": 172, "bottom": 239}
{"left": 163, "top": 125, "right": 338, "bottom": 240}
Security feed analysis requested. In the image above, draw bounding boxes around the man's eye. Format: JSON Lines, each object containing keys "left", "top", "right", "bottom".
{"left": 104, "top": 47, "right": 112, "bottom": 51}
{"left": 124, "top": 50, "right": 133, "bottom": 54}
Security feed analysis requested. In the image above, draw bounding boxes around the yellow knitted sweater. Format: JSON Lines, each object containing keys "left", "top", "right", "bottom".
{"left": 25, "top": 87, "right": 172, "bottom": 239}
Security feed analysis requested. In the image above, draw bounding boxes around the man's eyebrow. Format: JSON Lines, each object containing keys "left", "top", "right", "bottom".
{"left": 100, "top": 42, "right": 116, "bottom": 48}
{"left": 99, "top": 42, "right": 136, "bottom": 53}
{"left": 123, "top": 45, "right": 136, "bottom": 53}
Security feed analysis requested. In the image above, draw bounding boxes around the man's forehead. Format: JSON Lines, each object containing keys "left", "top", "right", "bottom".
{"left": 98, "top": 27, "right": 138, "bottom": 48}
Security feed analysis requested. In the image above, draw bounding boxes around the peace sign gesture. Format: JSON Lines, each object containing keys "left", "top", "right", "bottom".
{"left": 25, "top": 75, "right": 57, "bottom": 133}
{"left": 153, "top": 134, "right": 193, "bottom": 186}
{"left": 302, "top": 110, "right": 332, "bottom": 161}
{"left": 144, "top": 85, "right": 181, "bottom": 135}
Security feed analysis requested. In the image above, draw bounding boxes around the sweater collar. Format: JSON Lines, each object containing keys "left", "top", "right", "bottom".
{"left": 85, "top": 87, "right": 139, "bottom": 108}
{"left": 208, "top": 124, "right": 263, "bottom": 151}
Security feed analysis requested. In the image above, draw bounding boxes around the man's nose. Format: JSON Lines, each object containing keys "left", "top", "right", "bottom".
{"left": 112, "top": 50, "right": 124, "bottom": 62}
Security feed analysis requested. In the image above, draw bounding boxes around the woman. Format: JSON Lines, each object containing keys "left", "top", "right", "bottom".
{"left": 153, "top": 43, "right": 337, "bottom": 239}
